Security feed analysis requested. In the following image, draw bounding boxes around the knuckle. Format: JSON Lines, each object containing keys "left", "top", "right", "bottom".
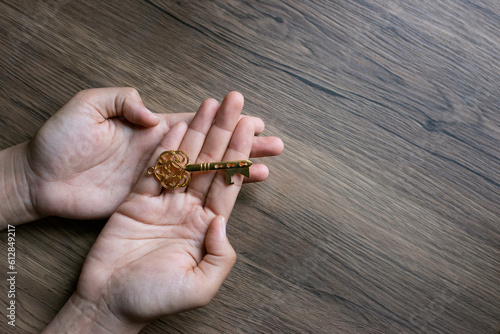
{"left": 228, "top": 249, "right": 237, "bottom": 264}
{"left": 123, "top": 87, "right": 140, "bottom": 98}
{"left": 73, "top": 88, "right": 93, "bottom": 100}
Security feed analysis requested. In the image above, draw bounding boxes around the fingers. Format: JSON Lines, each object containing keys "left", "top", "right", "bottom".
{"left": 250, "top": 136, "right": 284, "bottom": 158}
{"left": 133, "top": 122, "right": 189, "bottom": 196}
{"left": 178, "top": 97, "right": 267, "bottom": 163}
{"left": 243, "top": 136, "right": 284, "bottom": 183}
{"left": 247, "top": 116, "right": 265, "bottom": 134}
{"left": 195, "top": 216, "right": 236, "bottom": 301}
{"left": 155, "top": 112, "right": 196, "bottom": 130}
{"left": 130, "top": 90, "right": 282, "bottom": 197}
{"left": 83, "top": 87, "right": 160, "bottom": 127}
{"left": 184, "top": 91, "right": 244, "bottom": 163}
{"left": 204, "top": 117, "right": 256, "bottom": 216}
{"left": 177, "top": 97, "right": 221, "bottom": 161}
{"left": 180, "top": 92, "right": 245, "bottom": 195}
{"left": 243, "top": 163, "right": 270, "bottom": 183}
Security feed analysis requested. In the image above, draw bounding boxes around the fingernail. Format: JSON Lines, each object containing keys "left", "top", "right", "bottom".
{"left": 220, "top": 216, "right": 227, "bottom": 238}
{"left": 149, "top": 111, "right": 160, "bottom": 124}
{"left": 146, "top": 107, "right": 158, "bottom": 118}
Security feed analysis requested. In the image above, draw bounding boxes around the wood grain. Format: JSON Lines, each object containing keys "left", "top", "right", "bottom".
{"left": 1, "top": 0, "right": 499, "bottom": 333}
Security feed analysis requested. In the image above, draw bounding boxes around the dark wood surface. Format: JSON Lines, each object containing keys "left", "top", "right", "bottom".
{"left": 1, "top": 1, "right": 499, "bottom": 333}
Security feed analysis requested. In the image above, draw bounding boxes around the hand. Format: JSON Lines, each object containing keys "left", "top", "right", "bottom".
{"left": 23, "top": 87, "right": 269, "bottom": 221}
{"left": 25, "top": 87, "right": 191, "bottom": 220}
{"left": 44, "top": 92, "right": 284, "bottom": 333}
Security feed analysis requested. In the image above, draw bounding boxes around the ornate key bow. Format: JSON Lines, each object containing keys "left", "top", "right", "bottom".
{"left": 147, "top": 150, "right": 252, "bottom": 189}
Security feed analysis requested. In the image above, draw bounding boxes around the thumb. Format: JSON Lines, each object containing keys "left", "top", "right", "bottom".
{"left": 197, "top": 216, "right": 237, "bottom": 291}
{"left": 92, "top": 87, "right": 159, "bottom": 127}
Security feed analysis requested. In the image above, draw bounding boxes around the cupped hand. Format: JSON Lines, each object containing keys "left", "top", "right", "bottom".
{"left": 26, "top": 87, "right": 190, "bottom": 220}
{"left": 67, "top": 92, "right": 283, "bottom": 331}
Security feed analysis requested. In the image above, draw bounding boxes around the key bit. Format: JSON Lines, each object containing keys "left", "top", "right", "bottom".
{"left": 147, "top": 150, "right": 252, "bottom": 189}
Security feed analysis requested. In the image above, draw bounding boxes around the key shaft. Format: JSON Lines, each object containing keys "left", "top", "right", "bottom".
{"left": 185, "top": 160, "right": 252, "bottom": 172}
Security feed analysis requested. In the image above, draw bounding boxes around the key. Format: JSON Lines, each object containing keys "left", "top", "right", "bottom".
{"left": 147, "top": 150, "right": 252, "bottom": 189}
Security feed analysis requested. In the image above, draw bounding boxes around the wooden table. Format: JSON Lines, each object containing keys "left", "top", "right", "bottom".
{"left": 1, "top": 1, "right": 499, "bottom": 333}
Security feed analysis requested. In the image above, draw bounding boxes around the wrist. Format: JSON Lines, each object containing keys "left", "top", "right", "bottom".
{"left": 43, "top": 292, "right": 146, "bottom": 334}
{"left": 0, "top": 142, "right": 42, "bottom": 229}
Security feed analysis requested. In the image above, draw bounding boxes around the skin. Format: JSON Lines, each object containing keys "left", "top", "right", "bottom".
{"left": 0, "top": 88, "right": 283, "bottom": 332}
{"left": 0, "top": 88, "right": 282, "bottom": 228}
{"left": 44, "top": 91, "right": 284, "bottom": 333}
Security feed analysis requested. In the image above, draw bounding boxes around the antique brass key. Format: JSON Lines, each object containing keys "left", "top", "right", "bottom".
{"left": 147, "top": 150, "right": 252, "bottom": 189}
